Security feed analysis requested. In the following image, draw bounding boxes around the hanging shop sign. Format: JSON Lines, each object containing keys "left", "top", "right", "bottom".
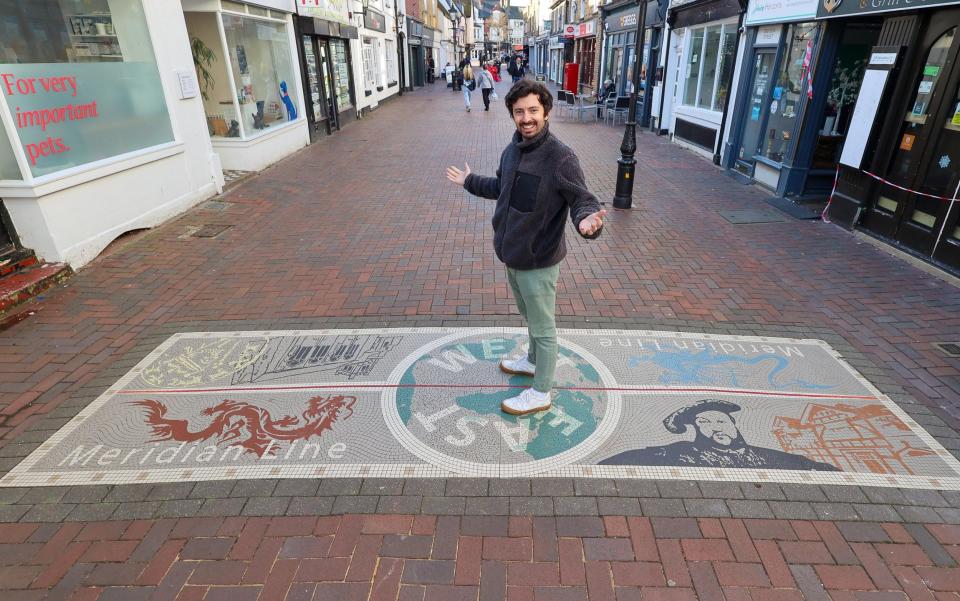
{"left": 745, "top": 0, "right": 818, "bottom": 25}
{"left": 817, "top": 0, "right": 960, "bottom": 18}
{"left": 564, "top": 24, "right": 576, "bottom": 38}
{"left": 297, "top": 0, "right": 349, "bottom": 25}
{"left": 363, "top": 8, "right": 386, "bottom": 32}
{"left": 0, "top": 63, "right": 174, "bottom": 178}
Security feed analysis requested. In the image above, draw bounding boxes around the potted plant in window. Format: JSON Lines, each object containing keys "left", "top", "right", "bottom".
{"left": 190, "top": 36, "right": 217, "bottom": 101}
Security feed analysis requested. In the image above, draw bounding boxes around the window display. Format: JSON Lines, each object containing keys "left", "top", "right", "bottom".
{"left": 330, "top": 39, "right": 353, "bottom": 112}
{"left": 0, "top": 0, "right": 174, "bottom": 178}
{"left": 684, "top": 29, "right": 704, "bottom": 106}
{"left": 221, "top": 12, "right": 300, "bottom": 139}
{"left": 762, "top": 22, "right": 818, "bottom": 163}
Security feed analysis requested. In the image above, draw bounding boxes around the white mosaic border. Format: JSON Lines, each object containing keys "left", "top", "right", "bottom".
{"left": 2, "top": 327, "right": 959, "bottom": 490}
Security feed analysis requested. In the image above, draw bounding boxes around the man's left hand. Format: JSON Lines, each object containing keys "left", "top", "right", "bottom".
{"left": 579, "top": 209, "right": 607, "bottom": 236}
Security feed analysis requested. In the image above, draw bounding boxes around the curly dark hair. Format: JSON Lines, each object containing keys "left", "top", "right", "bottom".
{"left": 504, "top": 80, "right": 553, "bottom": 116}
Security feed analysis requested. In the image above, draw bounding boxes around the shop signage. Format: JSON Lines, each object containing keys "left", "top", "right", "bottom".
{"left": 745, "top": 0, "right": 818, "bottom": 25}
{"left": 817, "top": 0, "right": 960, "bottom": 18}
{"left": 564, "top": 24, "right": 576, "bottom": 38}
{"left": 0, "top": 63, "right": 174, "bottom": 178}
{"left": 574, "top": 21, "right": 596, "bottom": 38}
{"left": 869, "top": 52, "right": 898, "bottom": 66}
{"left": 755, "top": 25, "right": 781, "bottom": 46}
{"left": 297, "top": 0, "right": 349, "bottom": 25}
{"left": 363, "top": 8, "right": 386, "bottom": 32}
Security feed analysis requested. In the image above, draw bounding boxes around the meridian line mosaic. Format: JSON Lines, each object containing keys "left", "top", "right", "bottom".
{"left": 3, "top": 328, "right": 960, "bottom": 490}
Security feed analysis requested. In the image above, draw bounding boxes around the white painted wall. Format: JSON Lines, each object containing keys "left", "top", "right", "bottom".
{"left": 1, "top": 0, "right": 222, "bottom": 267}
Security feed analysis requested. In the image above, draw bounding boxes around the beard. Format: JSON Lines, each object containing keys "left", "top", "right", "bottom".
{"left": 694, "top": 431, "right": 747, "bottom": 450}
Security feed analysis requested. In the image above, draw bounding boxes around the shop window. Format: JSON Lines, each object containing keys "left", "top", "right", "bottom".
{"left": 386, "top": 40, "right": 397, "bottom": 85}
{"left": 0, "top": 119, "right": 20, "bottom": 180}
{"left": 330, "top": 39, "right": 353, "bottom": 112}
{"left": 0, "top": 0, "right": 174, "bottom": 178}
{"left": 221, "top": 13, "right": 300, "bottom": 139}
{"left": 762, "top": 22, "right": 818, "bottom": 163}
{"left": 682, "top": 22, "right": 737, "bottom": 112}
{"left": 812, "top": 23, "right": 879, "bottom": 170}
{"left": 683, "top": 29, "right": 704, "bottom": 106}
{"left": 362, "top": 39, "right": 378, "bottom": 92}
{"left": 713, "top": 27, "right": 737, "bottom": 111}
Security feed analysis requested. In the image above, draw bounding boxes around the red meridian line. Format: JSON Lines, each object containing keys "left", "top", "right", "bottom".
{"left": 116, "top": 383, "right": 878, "bottom": 400}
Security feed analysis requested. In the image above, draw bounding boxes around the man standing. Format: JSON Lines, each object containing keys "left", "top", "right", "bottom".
{"left": 445, "top": 81, "right": 606, "bottom": 416}
{"left": 507, "top": 56, "right": 524, "bottom": 83}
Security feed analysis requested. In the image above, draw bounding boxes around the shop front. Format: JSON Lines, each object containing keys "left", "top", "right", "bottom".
{"left": 549, "top": 34, "right": 567, "bottom": 83}
{"left": 358, "top": 1, "right": 400, "bottom": 112}
{"left": 573, "top": 20, "right": 599, "bottom": 94}
{"left": 407, "top": 18, "right": 425, "bottom": 87}
{"left": 184, "top": 0, "right": 308, "bottom": 171}
{"left": 292, "top": 0, "right": 358, "bottom": 141}
{"left": 602, "top": 0, "right": 664, "bottom": 127}
{"left": 824, "top": 0, "right": 960, "bottom": 273}
{"left": 666, "top": 0, "right": 743, "bottom": 159}
{"left": 0, "top": 0, "right": 219, "bottom": 267}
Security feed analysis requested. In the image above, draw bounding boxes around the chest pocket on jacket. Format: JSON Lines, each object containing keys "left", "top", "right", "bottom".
{"left": 511, "top": 172, "right": 541, "bottom": 213}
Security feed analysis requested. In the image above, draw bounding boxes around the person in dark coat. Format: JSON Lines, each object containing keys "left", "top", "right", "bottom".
{"left": 600, "top": 399, "right": 839, "bottom": 471}
{"left": 507, "top": 56, "right": 525, "bottom": 83}
{"left": 445, "top": 80, "right": 606, "bottom": 416}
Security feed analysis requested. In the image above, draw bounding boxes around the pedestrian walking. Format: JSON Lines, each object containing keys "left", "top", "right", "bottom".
{"left": 461, "top": 64, "right": 475, "bottom": 111}
{"left": 486, "top": 61, "right": 501, "bottom": 83}
{"left": 444, "top": 80, "right": 606, "bottom": 416}
{"left": 507, "top": 56, "right": 525, "bottom": 83}
{"left": 477, "top": 65, "right": 495, "bottom": 111}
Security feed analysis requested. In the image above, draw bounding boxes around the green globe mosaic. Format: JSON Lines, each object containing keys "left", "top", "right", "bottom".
{"left": 393, "top": 335, "right": 612, "bottom": 467}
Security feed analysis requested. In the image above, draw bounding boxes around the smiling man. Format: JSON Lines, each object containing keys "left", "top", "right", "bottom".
{"left": 446, "top": 80, "right": 607, "bottom": 416}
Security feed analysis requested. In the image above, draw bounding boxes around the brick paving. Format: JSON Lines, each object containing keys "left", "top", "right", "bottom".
{"left": 1, "top": 78, "right": 960, "bottom": 598}
{"left": 2, "top": 515, "right": 960, "bottom": 599}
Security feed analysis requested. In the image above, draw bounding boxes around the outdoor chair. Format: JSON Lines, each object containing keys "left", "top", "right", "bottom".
{"left": 606, "top": 96, "right": 630, "bottom": 125}
{"left": 556, "top": 90, "right": 571, "bottom": 117}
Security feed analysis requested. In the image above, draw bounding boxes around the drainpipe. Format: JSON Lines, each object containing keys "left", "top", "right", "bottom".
{"left": 712, "top": 6, "right": 745, "bottom": 165}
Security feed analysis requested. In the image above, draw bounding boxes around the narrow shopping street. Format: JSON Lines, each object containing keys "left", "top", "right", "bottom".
{"left": 2, "top": 78, "right": 960, "bottom": 600}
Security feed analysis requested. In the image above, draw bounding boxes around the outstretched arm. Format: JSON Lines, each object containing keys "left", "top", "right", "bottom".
{"left": 447, "top": 162, "right": 501, "bottom": 199}
{"left": 557, "top": 154, "right": 606, "bottom": 239}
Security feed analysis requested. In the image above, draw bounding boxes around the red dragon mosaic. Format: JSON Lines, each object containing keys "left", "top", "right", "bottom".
{"left": 131, "top": 395, "right": 356, "bottom": 457}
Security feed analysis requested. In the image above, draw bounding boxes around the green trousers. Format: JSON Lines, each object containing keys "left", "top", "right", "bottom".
{"left": 506, "top": 264, "right": 560, "bottom": 393}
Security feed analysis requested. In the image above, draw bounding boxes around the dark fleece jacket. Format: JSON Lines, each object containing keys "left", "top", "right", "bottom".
{"left": 463, "top": 124, "right": 602, "bottom": 270}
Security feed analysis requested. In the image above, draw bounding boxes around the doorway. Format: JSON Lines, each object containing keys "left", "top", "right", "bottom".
{"left": 302, "top": 35, "right": 339, "bottom": 138}
{"left": 861, "top": 8, "right": 960, "bottom": 270}
{"left": 734, "top": 48, "right": 777, "bottom": 175}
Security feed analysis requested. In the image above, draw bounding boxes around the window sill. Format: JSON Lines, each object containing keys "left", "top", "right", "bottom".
{"left": 0, "top": 142, "right": 184, "bottom": 198}
{"left": 752, "top": 155, "right": 784, "bottom": 169}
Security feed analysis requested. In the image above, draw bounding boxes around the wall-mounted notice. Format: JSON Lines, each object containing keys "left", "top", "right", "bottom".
{"left": 840, "top": 69, "right": 889, "bottom": 168}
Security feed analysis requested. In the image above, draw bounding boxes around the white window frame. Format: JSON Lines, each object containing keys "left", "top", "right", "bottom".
{"left": 362, "top": 38, "right": 377, "bottom": 90}
{"left": 385, "top": 39, "right": 397, "bottom": 84}
{"left": 679, "top": 20, "right": 736, "bottom": 114}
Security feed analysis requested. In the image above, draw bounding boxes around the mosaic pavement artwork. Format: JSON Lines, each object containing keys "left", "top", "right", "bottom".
{"left": 4, "top": 328, "right": 960, "bottom": 490}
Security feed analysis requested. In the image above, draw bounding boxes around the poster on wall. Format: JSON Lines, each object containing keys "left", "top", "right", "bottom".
{"left": 297, "top": 0, "right": 349, "bottom": 25}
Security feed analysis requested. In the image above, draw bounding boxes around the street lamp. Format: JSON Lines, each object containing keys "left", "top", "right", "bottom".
{"left": 612, "top": 0, "right": 647, "bottom": 209}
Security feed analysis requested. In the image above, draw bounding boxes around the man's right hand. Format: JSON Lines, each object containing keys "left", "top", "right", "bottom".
{"left": 446, "top": 163, "right": 471, "bottom": 186}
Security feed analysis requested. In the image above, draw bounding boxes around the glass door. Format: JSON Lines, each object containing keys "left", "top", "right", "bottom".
{"left": 735, "top": 48, "right": 777, "bottom": 175}
{"left": 302, "top": 35, "right": 330, "bottom": 138}
{"left": 318, "top": 40, "right": 340, "bottom": 131}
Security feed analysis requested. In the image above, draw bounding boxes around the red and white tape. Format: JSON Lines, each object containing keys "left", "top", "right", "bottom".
{"left": 822, "top": 165, "right": 959, "bottom": 224}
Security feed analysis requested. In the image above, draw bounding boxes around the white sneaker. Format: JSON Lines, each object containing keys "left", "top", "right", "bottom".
{"left": 501, "top": 387, "right": 552, "bottom": 416}
{"left": 499, "top": 355, "right": 536, "bottom": 376}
